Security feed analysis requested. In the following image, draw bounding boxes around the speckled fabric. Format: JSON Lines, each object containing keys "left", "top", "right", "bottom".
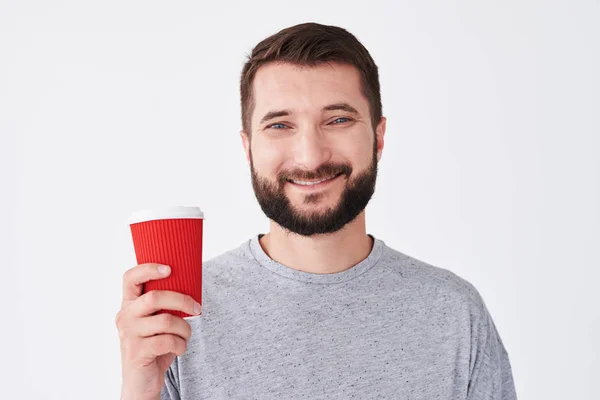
{"left": 161, "top": 234, "right": 516, "bottom": 399}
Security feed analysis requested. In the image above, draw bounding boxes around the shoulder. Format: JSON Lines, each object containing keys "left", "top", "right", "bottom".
{"left": 203, "top": 239, "right": 254, "bottom": 268}
{"left": 377, "top": 241, "right": 487, "bottom": 314}
{"left": 201, "top": 239, "right": 259, "bottom": 285}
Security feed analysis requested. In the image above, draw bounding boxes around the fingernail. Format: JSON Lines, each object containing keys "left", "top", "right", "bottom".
{"left": 194, "top": 302, "right": 202, "bottom": 315}
{"left": 158, "top": 265, "right": 170, "bottom": 275}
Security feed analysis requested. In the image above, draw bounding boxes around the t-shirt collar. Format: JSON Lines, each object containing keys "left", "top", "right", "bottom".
{"left": 248, "top": 233, "right": 385, "bottom": 284}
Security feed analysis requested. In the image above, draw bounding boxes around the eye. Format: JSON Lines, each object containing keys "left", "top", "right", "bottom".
{"left": 266, "top": 123, "right": 289, "bottom": 130}
{"left": 330, "top": 117, "right": 352, "bottom": 124}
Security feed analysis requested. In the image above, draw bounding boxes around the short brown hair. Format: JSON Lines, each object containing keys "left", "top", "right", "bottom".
{"left": 240, "top": 22, "right": 382, "bottom": 136}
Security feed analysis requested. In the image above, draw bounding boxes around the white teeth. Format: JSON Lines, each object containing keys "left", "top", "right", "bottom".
{"left": 291, "top": 176, "right": 335, "bottom": 186}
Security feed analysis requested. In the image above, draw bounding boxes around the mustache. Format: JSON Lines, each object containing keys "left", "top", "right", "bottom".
{"left": 277, "top": 163, "right": 352, "bottom": 184}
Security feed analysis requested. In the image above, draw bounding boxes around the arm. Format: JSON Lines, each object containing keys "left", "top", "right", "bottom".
{"left": 466, "top": 298, "right": 517, "bottom": 400}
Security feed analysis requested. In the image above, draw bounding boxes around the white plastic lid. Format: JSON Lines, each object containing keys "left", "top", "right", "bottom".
{"left": 128, "top": 206, "right": 204, "bottom": 225}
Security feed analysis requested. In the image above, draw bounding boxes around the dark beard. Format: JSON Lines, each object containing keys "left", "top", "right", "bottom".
{"left": 250, "top": 147, "right": 378, "bottom": 237}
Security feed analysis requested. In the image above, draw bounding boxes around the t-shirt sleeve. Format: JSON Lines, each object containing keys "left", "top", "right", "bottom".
{"left": 466, "top": 296, "right": 518, "bottom": 400}
{"left": 160, "top": 360, "right": 181, "bottom": 400}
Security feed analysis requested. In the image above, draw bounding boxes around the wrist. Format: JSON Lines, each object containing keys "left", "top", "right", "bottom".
{"left": 120, "top": 387, "right": 160, "bottom": 400}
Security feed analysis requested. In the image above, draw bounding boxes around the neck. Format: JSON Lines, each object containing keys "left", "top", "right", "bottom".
{"left": 258, "top": 212, "right": 374, "bottom": 274}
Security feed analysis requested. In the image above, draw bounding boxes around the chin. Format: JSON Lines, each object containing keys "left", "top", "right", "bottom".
{"left": 295, "top": 194, "right": 340, "bottom": 208}
{"left": 295, "top": 202, "right": 341, "bottom": 218}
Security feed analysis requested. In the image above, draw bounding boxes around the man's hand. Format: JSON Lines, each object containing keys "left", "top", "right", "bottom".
{"left": 116, "top": 263, "right": 202, "bottom": 400}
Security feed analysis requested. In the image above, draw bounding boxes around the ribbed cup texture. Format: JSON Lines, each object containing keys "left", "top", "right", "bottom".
{"left": 130, "top": 218, "right": 203, "bottom": 318}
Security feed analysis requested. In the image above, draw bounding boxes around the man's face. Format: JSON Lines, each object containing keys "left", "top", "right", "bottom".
{"left": 241, "top": 62, "right": 386, "bottom": 236}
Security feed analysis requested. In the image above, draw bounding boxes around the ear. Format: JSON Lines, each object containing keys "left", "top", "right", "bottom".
{"left": 375, "top": 116, "right": 386, "bottom": 162}
{"left": 240, "top": 130, "right": 251, "bottom": 166}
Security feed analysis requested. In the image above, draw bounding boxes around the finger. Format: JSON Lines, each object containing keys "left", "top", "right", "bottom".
{"left": 144, "top": 334, "right": 188, "bottom": 358}
{"left": 130, "top": 290, "right": 201, "bottom": 318}
{"left": 122, "top": 263, "right": 171, "bottom": 302}
{"left": 135, "top": 313, "right": 193, "bottom": 341}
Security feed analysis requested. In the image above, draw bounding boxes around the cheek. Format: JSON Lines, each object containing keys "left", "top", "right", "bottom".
{"left": 337, "top": 135, "right": 374, "bottom": 170}
{"left": 250, "top": 139, "right": 288, "bottom": 176}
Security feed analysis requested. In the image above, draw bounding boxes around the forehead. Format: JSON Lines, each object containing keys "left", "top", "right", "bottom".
{"left": 251, "top": 62, "right": 368, "bottom": 122}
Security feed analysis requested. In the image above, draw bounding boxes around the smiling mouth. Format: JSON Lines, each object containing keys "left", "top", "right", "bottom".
{"left": 287, "top": 173, "right": 344, "bottom": 186}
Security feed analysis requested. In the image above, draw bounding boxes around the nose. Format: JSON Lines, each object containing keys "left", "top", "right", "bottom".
{"left": 292, "top": 127, "right": 332, "bottom": 171}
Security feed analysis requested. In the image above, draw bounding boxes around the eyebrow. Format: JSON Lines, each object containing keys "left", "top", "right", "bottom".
{"left": 259, "top": 102, "right": 360, "bottom": 125}
{"left": 322, "top": 103, "right": 359, "bottom": 114}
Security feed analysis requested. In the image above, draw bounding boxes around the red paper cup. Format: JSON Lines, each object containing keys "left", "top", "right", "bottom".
{"left": 129, "top": 206, "right": 204, "bottom": 319}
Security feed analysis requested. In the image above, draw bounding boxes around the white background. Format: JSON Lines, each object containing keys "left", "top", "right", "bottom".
{"left": 1, "top": 1, "right": 598, "bottom": 399}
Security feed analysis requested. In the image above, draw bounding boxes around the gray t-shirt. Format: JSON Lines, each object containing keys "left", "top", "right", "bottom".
{"left": 161, "top": 235, "right": 517, "bottom": 399}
